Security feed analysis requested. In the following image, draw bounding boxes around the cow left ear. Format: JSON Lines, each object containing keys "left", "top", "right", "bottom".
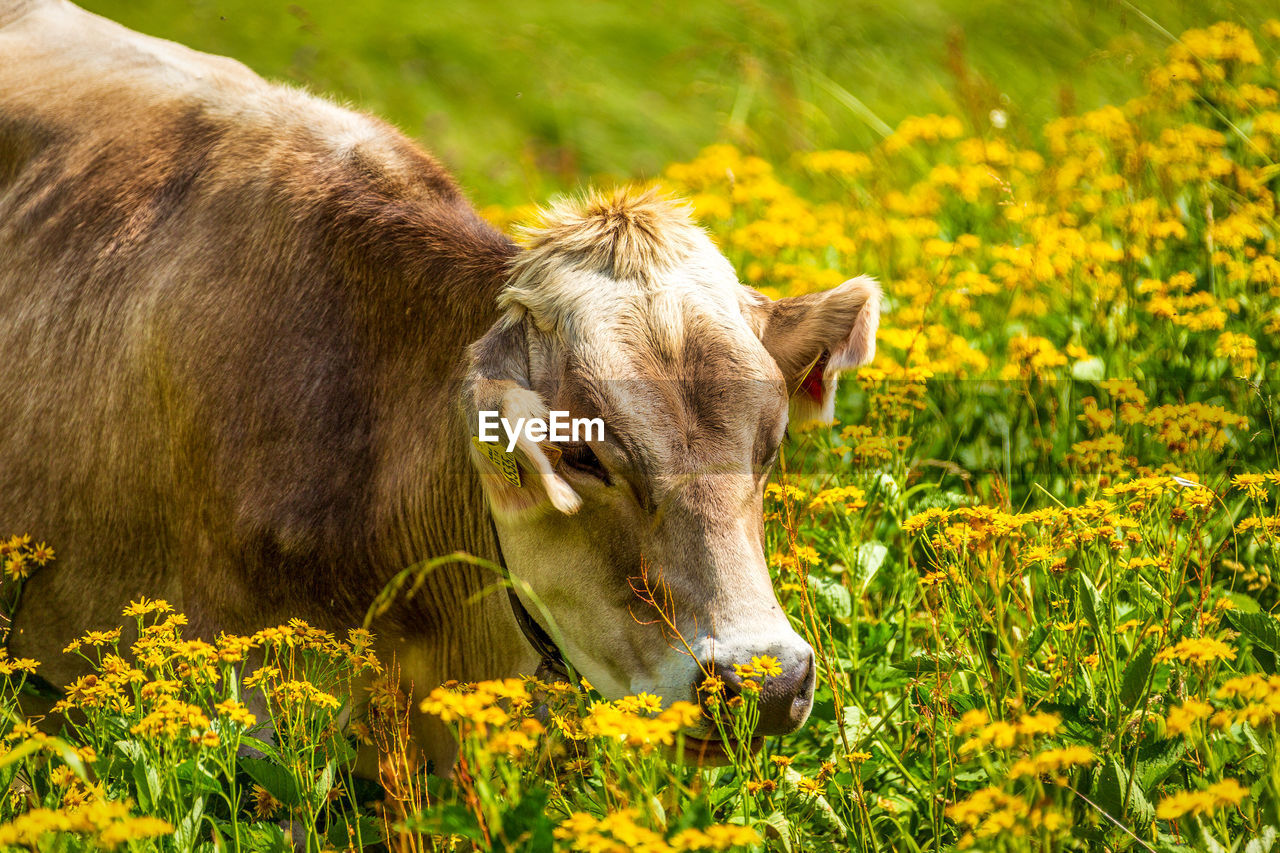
{"left": 462, "top": 318, "right": 582, "bottom": 518}
{"left": 743, "top": 275, "right": 881, "bottom": 424}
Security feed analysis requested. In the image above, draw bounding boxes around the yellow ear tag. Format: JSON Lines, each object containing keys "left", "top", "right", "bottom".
{"left": 538, "top": 441, "right": 563, "bottom": 468}
{"left": 472, "top": 436, "right": 521, "bottom": 487}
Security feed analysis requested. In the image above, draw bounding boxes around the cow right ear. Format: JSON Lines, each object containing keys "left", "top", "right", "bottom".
{"left": 740, "top": 276, "right": 881, "bottom": 424}
{"left": 462, "top": 318, "right": 581, "bottom": 518}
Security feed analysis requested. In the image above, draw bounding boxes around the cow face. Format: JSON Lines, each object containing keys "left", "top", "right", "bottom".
{"left": 462, "top": 190, "right": 879, "bottom": 745}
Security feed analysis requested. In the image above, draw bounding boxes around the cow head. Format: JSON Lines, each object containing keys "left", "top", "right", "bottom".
{"left": 462, "top": 189, "right": 879, "bottom": 746}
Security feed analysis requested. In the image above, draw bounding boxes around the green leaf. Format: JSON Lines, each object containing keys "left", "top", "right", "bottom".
{"left": 236, "top": 735, "right": 282, "bottom": 761}
{"left": 325, "top": 733, "right": 357, "bottom": 766}
{"left": 1244, "top": 825, "right": 1276, "bottom": 853}
{"left": 401, "top": 804, "right": 485, "bottom": 842}
{"left": 174, "top": 759, "right": 224, "bottom": 797}
{"left": 109, "top": 739, "right": 155, "bottom": 811}
{"left": 839, "top": 704, "right": 873, "bottom": 743}
{"left": 889, "top": 653, "right": 962, "bottom": 675}
{"left": 1227, "top": 611, "right": 1280, "bottom": 652}
{"left": 311, "top": 758, "right": 336, "bottom": 810}
{"left": 1079, "top": 665, "right": 1097, "bottom": 709}
{"left": 783, "top": 767, "right": 847, "bottom": 836}
{"left": 1094, "top": 756, "right": 1155, "bottom": 827}
{"left": 855, "top": 541, "right": 888, "bottom": 595}
{"left": 1024, "top": 624, "right": 1051, "bottom": 658}
{"left": 240, "top": 757, "right": 302, "bottom": 807}
{"left": 1119, "top": 642, "right": 1156, "bottom": 711}
{"left": 1243, "top": 721, "right": 1268, "bottom": 756}
{"left": 808, "top": 574, "right": 852, "bottom": 621}
{"left": 1227, "top": 611, "right": 1280, "bottom": 675}
{"left": 1075, "top": 572, "right": 1103, "bottom": 633}
{"left": 1225, "top": 593, "right": 1262, "bottom": 614}
{"left": 237, "top": 822, "right": 290, "bottom": 853}
{"left": 134, "top": 760, "right": 162, "bottom": 813}
{"left": 0, "top": 738, "right": 48, "bottom": 771}
{"left": 1136, "top": 738, "right": 1187, "bottom": 790}
{"left": 326, "top": 816, "right": 386, "bottom": 850}
{"left": 759, "top": 811, "right": 793, "bottom": 853}
{"left": 1200, "top": 825, "right": 1230, "bottom": 853}
{"left": 1071, "top": 357, "right": 1106, "bottom": 381}
{"left": 172, "top": 797, "right": 205, "bottom": 853}
{"left": 496, "top": 788, "right": 555, "bottom": 852}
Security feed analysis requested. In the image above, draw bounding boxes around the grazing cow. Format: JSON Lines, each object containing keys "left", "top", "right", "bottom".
{"left": 0, "top": 0, "right": 880, "bottom": 768}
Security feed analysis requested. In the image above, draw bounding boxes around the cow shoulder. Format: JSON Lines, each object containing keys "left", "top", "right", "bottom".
{"left": 1, "top": 1, "right": 516, "bottom": 580}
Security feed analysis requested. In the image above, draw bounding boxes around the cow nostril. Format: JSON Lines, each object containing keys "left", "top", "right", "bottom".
{"left": 790, "top": 651, "right": 816, "bottom": 722}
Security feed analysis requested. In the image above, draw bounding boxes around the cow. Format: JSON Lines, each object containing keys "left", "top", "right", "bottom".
{"left": 0, "top": 0, "right": 881, "bottom": 770}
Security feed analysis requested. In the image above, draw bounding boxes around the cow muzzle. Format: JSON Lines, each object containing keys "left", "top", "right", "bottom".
{"left": 699, "top": 639, "right": 816, "bottom": 737}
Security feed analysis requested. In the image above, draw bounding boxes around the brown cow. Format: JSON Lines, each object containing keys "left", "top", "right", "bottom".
{"left": 0, "top": 0, "right": 880, "bottom": 769}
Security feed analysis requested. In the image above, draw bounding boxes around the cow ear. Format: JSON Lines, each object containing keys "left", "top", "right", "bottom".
{"left": 462, "top": 319, "right": 581, "bottom": 517}
{"left": 744, "top": 276, "right": 881, "bottom": 424}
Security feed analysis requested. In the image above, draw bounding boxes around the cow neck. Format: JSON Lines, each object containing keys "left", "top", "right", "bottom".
{"left": 485, "top": 514, "right": 575, "bottom": 687}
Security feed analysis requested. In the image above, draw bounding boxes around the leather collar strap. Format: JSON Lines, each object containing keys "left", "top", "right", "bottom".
{"left": 487, "top": 515, "right": 573, "bottom": 684}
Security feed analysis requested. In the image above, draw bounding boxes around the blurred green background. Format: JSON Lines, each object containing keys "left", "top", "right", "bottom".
{"left": 80, "top": 0, "right": 1275, "bottom": 205}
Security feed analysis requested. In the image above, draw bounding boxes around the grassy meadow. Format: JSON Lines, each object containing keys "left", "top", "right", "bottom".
{"left": 76, "top": 0, "right": 1280, "bottom": 203}
{"left": 3, "top": 2, "right": 1280, "bottom": 852}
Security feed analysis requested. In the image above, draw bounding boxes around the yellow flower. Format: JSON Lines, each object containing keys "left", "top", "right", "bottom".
{"left": 1156, "top": 779, "right": 1248, "bottom": 820}
{"left": 1015, "top": 713, "right": 1062, "bottom": 737}
{"left": 1232, "top": 473, "right": 1269, "bottom": 500}
{"left": 792, "top": 545, "right": 820, "bottom": 564}
{"left": 121, "top": 598, "right": 173, "bottom": 618}
{"left": 49, "top": 766, "right": 78, "bottom": 788}
{"left": 1165, "top": 699, "right": 1214, "bottom": 736}
{"left": 794, "top": 776, "right": 822, "bottom": 795}
{"left": 1156, "top": 637, "right": 1236, "bottom": 665}
{"left": 764, "top": 483, "right": 806, "bottom": 503}
{"left": 809, "top": 485, "right": 868, "bottom": 513}
{"left": 946, "top": 786, "right": 1028, "bottom": 833}
{"left": 29, "top": 542, "right": 54, "bottom": 565}
{"left": 130, "top": 697, "right": 212, "bottom": 741}
{"left": 750, "top": 655, "right": 783, "bottom": 678}
{"left": 2, "top": 554, "right": 28, "bottom": 581}
{"left": 1215, "top": 332, "right": 1258, "bottom": 374}
{"left": 214, "top": 699, "right": 258, "bottom": 728}
{"left": 1008, "top": 746, "right": 1096, "bottom": 778}
{"left": 614, "top": 692, "right": 664, "bottom": 714}
{"left": 953, "top": 709, "right": 990, "bottom": 736}
{"left": 798, "top": 149, "right": 873, "bottom": 179}
{"left": 251, "top": 785, "right": 282, "bottom": 819}
{"left": 0, "top": 801, "right": 171, "bottom": 849}
{"left": 553, "top": 809, "right": 673, "bottom": 853}
{"left": 672, "top": 824, "right": 761, "bottom": 851}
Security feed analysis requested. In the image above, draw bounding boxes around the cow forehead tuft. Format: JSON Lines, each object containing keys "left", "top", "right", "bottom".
{"left": 514, "top": 186, "right": 708, "bottom": 283}
{"left": 497, "top": 188, "right": 755, "bottom": 359}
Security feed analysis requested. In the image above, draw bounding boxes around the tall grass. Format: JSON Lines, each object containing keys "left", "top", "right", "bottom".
{"left": 78, "top": 0, "right": 1280, "bottom": 203}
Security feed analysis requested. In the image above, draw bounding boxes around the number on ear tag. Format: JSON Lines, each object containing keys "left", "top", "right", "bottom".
{"left": 472, "top": 436, "right": 521, "bottom": 487}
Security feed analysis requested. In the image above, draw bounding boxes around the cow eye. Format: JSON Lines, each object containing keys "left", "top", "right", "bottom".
{"left": 761, "top": 444, "right": 781, "bottom": 476}
{"left": 561, "top": 443, "right": 610, "bottom": 484}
